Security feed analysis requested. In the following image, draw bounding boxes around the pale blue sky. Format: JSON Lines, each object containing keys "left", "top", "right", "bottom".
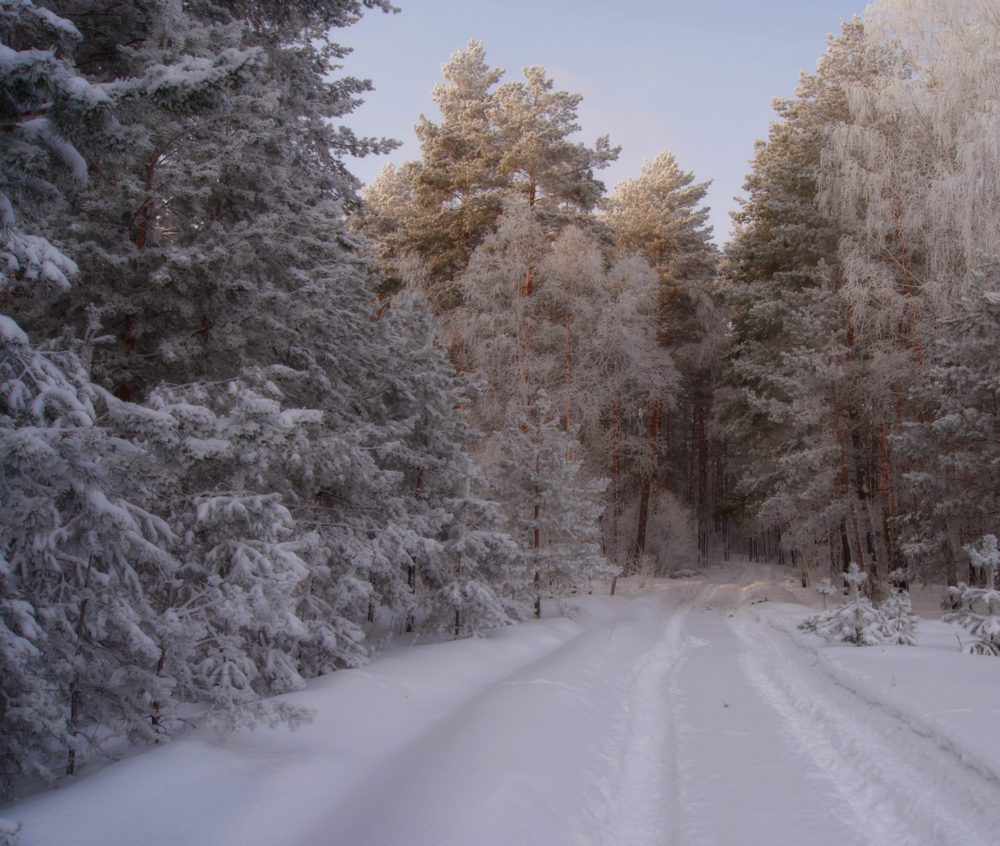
{"left": 339, "top": 0, "right": 866, "bottom": 244}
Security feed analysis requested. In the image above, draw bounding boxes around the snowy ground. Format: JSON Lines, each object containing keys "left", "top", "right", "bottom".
{"left": 4, "top": 565, "right": 1000, "bottom": 846}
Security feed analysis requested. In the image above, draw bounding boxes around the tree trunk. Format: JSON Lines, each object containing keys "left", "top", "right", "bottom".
{"left": 67, "top": 689, "right": 81, "bottom": 776}
{"left": 565, "top": 312, "right": 573, "bottom": 459}
{"left": 633, "top": 399, "right": 661, "bottom": 562}
{"left": 832, "top": 382, "right": 866, "bottom": 569}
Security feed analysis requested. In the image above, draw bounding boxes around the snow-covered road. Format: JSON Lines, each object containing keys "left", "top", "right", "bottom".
{"left": 6, "top": 572, "right": 1000, "bottom": 846}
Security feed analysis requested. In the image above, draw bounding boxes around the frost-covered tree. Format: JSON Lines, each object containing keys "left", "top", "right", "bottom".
{"left": 818, "top": 0, "right": 1000, "bottom": 587}
{"left": 894, "top": 272, "right": 1000, "bottom": 584}
{"left": 497, "top": 393, "right": 611, "bottom": 616}
{"left": 362, "top": 296, "right": 522, "bottom": 636}
{"left": 720, "top": 274, "right": 885, "bottom": 588}
{"left": 453, "top": 201, "right": 670, "bottom": 582}
{"left": 720, "top": 17, "right": 908, "bottom": 587}
{"left": 452, "top": 204, "right": 614, "bottom": 608}
{"left": 115, "top": 377, "right": 326, "bottom": 736}
{"left": 13, "top": 0, "right": 398, "bottom": 400}
{"left": 880, "top": 590, "right": 919, "bottom": 647}
{"left": 0, "top": 317, "right": 178, "bottom": 785}
{"left": 823, "top": 0, "right": 1000, "bottom": 343}
{"left": 588, "top": 254, "right": 679, "bottom": 569}
{"left": 603, "top": 150, "right": 719, "bottom": 561}
{"left": 604, "top": 150, "right": 715, "bottom": 290}
{"left": 453, "top": 200, "right": 555, "bottom": 428}
{"left": 1, "top": 0, "right": 533, "bottom": 799}
{"left": 816, "top": 578, "right": 838, "bottom": 610}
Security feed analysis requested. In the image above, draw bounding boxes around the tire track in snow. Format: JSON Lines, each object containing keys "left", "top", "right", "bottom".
{"left": 581, "top": 590, "right": 699, "bottom": 846}
{"left": 730, "top": 609, "right": 1000, "bottom": 846}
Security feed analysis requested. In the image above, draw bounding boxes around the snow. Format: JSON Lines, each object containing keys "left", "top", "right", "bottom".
{"left": 18, "top": 119, "right": 88, "bottom": 184}
{"left": 0, "top": 317, "right": 29, "bottom": 346}
{"left": 5, "top": 567, "right": 1000, "bottom": 845}
{"left": 28, "top": 6, "right": 81, "bottom": 39}
{"left": 764, "top": 604, "right": 1000, "bottom": 784}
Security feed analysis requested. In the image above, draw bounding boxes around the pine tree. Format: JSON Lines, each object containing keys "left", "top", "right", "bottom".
{"left": 603, "top": 150, "right": 718, "bottom": 562}
{"left": 819, "top": 0, "right": 1000, "bottom": 588}
{"left": 453, "top": 201, "right": 674, "bottom": 583}
{"left": 363, "top": 295, "right": 522, "bottom": 636}
{"left": 122, "top": 377, "right": 323, "bottom": 736}
{"left": 894, "top": 270, "right": 1000, "bottom": 584}
{"left": 358, "top": 41, "right": 618, "bottom": 304}
{"left": 880, "top": 590, "right": 919, "bottom": 646}
{"left": 604, "top": 150, "right": 715, "bottom": 289}
{"left": 719, "top": 18, "right": 903, "bottom": 587}
{"left": 453, "top": 199, "right": 556, "bottom": 429}
{"left": 0, "top": 316, "right": 178, "bottom": 783}
{"left": 15, "top": 0, "right": 397, "bottom": 400}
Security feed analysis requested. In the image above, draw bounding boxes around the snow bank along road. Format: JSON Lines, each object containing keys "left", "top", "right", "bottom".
{"left": 6, "top": 572, "right": 1000, "bottom": 846}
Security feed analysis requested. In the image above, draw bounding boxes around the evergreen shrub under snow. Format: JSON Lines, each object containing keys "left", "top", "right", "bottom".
{"left": 800, "top": 563, "right": 918, "bottom": 647}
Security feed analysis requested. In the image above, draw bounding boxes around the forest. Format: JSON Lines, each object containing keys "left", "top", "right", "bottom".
{"left": 3, "top": 0, "right": 1000, "bottom": 807}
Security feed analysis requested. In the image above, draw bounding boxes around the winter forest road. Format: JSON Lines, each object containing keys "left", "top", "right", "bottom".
{"left": 10, "top": 574, "right": 1000, "bottom": 846}
{"left": 321, "top": 577, "right": 1000, "bottom": 846}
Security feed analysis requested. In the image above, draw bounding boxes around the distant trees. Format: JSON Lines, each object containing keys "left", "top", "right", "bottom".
{"left": 452, "top": 201, "right": 656, "bottom": 604}
{"left": 357, "top": 40, "right": 725, "bottom": 585}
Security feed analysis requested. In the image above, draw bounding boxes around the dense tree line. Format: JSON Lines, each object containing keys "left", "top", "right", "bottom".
{"left": 359, "top": 42, "right": 723, "bottom": 582}
{"left": 721, "top": 0, "right": 1000, "bottom": 599}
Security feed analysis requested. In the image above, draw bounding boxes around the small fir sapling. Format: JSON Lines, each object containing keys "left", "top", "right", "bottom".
{"left": 815, "top": 578, "right": 838, "bottom": 610}
{"left": 877, "top": 567, "right": 920, "bottom": 646}
{"left": 800, "top": 563, "right": 885, "bottom": 646}
{"left": 879, "top": 590, "right": 919, "bottom": 646}
{"left": 943, "top": 534, "right": 1000, "bottom": 656}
